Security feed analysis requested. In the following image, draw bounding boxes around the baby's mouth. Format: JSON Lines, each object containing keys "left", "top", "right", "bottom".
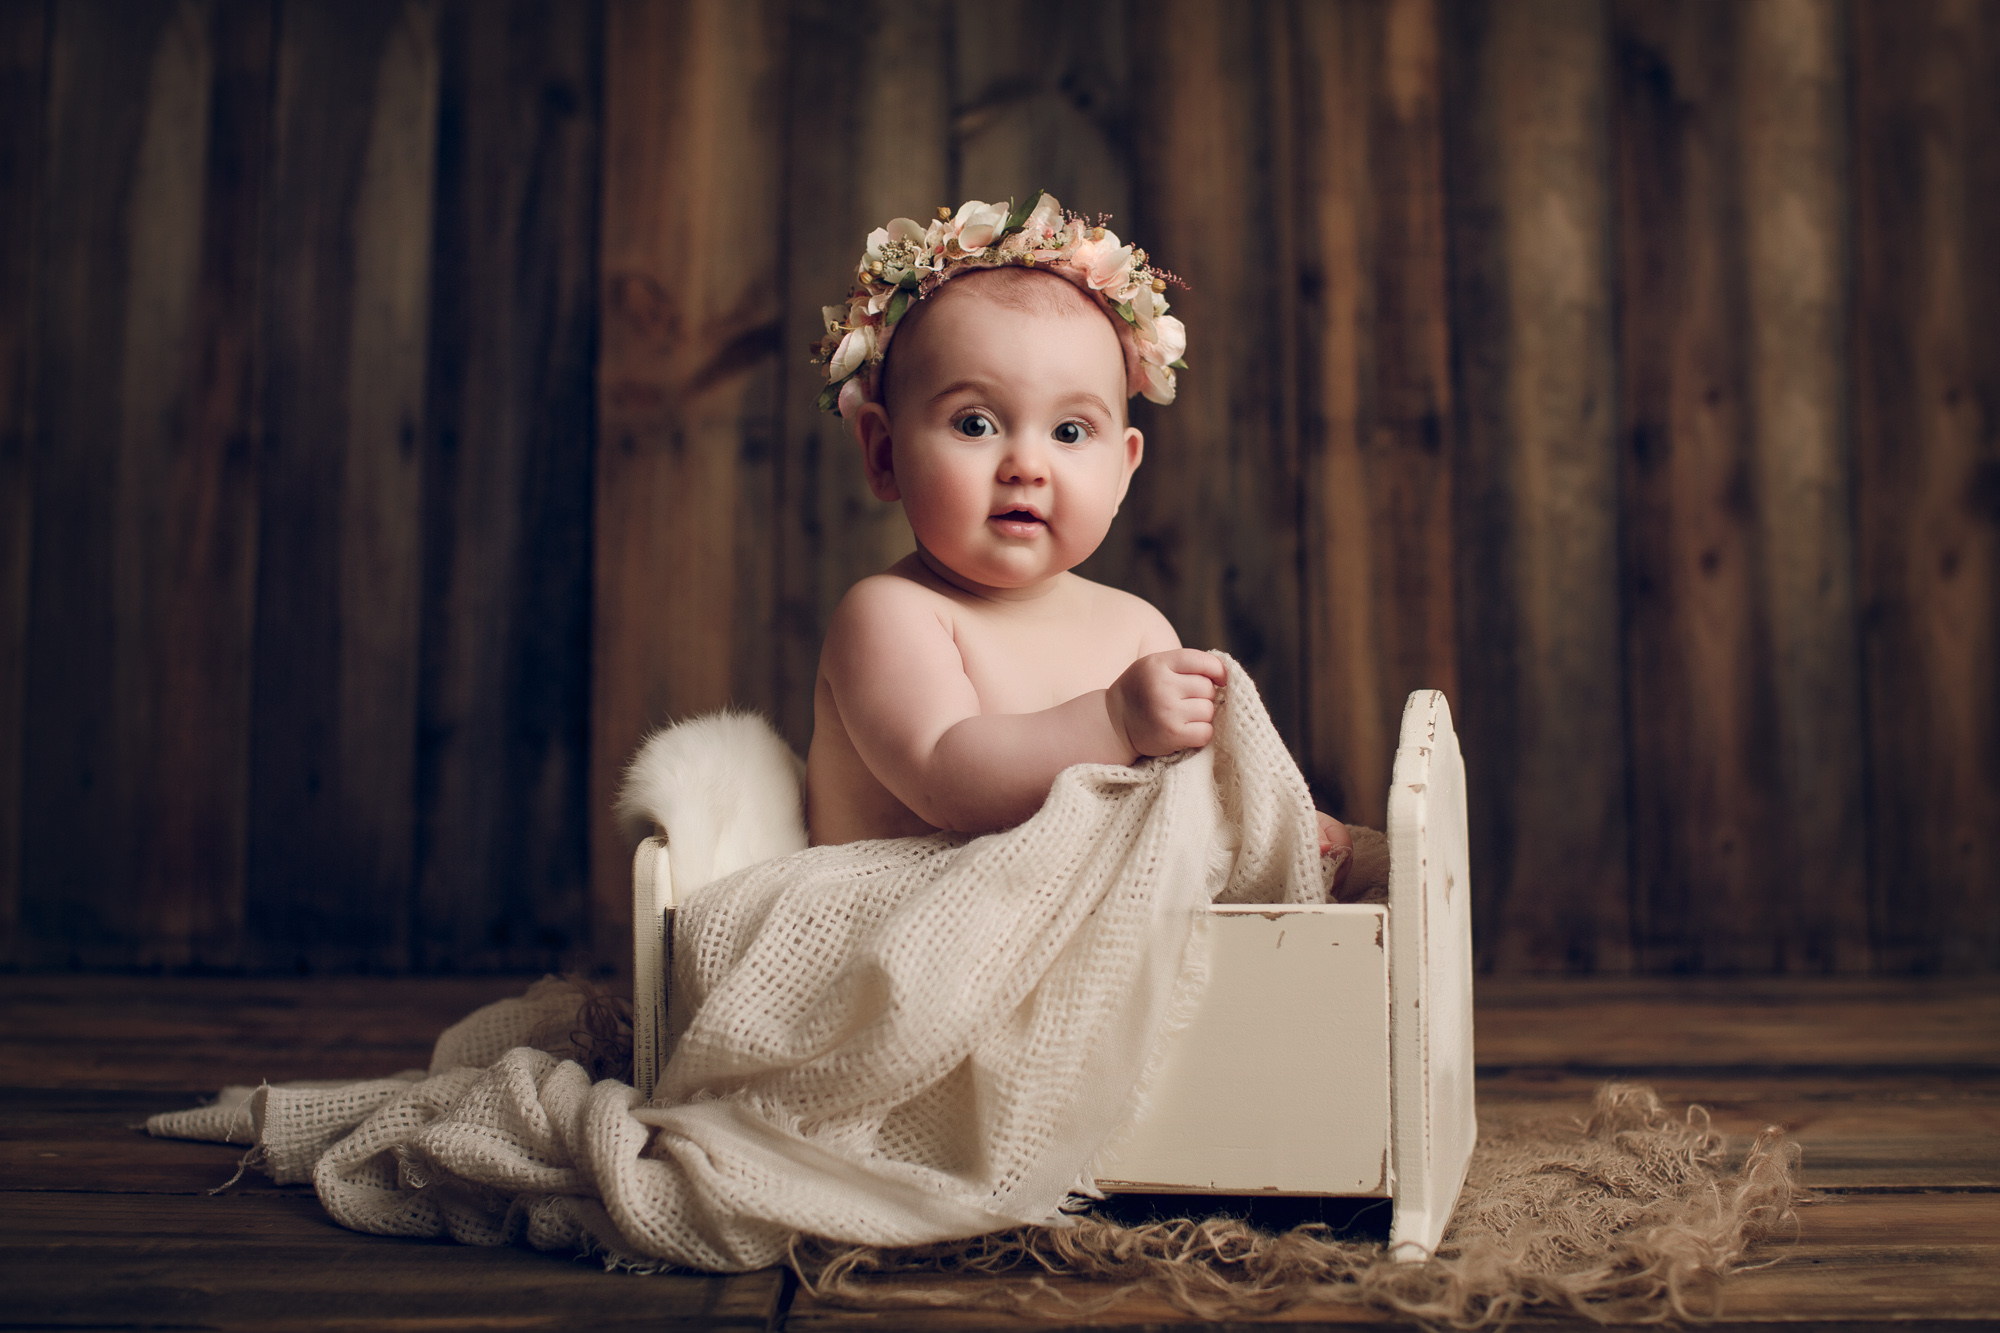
{"left": 989, "top": 508, "right": 1047, "bottom": 536}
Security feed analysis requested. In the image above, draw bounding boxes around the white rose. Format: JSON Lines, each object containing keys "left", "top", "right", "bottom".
{"left": 864, "top": 217, "right": 928, "bottom": 283}
{"left": 952, "top": 199, "right": 1011, "bottom": 254}
{"left": 1127, "top": 284, "right": 1158, "bottom": 339}
{"left": 828, "top": 324, "right": 878, "bottom": 381}
{"left": 1139, "top": 361, "right": 1177, "bottom": 405}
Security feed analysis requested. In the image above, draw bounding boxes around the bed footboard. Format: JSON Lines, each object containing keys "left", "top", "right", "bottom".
{"left": 1386, "top": 690, "right": 1478, "bottom": 1258}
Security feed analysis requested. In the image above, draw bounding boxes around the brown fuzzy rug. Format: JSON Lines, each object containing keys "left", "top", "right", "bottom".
{"left": 790, "top": 1084, "right": 1807, "bottom": 1326}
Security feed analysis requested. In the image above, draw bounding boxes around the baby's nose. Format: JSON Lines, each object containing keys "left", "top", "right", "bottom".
{"left": 996, "top": 440, "right": 1050, "bottom": 484}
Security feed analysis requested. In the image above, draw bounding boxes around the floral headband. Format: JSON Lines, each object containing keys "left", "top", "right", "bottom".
{"left": 812, "top": 191, "right": 1188, "bottom": 419}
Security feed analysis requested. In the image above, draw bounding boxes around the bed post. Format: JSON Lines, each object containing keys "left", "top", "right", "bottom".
{"left": 632, "top": 835, "right": 673, "bottom": 1100}
{"left": 1386, "top": 690, "right": 1478, "bottom": 1259}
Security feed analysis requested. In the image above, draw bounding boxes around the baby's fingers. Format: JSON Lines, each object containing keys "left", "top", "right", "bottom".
{"left": 1160, "top": 648, "right": 1226, "bottom": 684}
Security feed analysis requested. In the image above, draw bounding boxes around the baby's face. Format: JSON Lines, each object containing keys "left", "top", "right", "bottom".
{"left": 858, "top": 279, "right": 1142, "bottom": 595}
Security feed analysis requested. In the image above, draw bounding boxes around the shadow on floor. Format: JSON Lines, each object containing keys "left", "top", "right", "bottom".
{"left": 1090, "top": 1192, "right": 1393, "bottom": 1241}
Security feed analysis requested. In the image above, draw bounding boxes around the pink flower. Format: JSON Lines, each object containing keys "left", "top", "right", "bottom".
{"left": 1142, "top": 313, "right": 1187, "bottom": 367}
{"left": 1071, "top": 229, "right": 1135, "bottom": 292}
{"left": 1020, "top": 192, "right": 1064, "bottom": 244}
{"left": 837, "top": 374, "right": 870, "bottom": 422}
{"left": 1139, "top": 361, "right": 1177, "bottom": 405}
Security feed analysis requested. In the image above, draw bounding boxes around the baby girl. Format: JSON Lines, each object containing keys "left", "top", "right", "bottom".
{"left": 803, "top": 193, "right": 1356, "bottom": 880}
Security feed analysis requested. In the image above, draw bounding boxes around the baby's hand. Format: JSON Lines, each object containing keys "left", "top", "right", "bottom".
{"left": 1316, "top": 811, "right": 1351, "bottom": 859}
{"left": 1107, "top": 650, "right": 1226, "bottom": 757}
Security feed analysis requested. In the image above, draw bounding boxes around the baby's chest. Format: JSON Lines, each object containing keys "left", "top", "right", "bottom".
{"left": 953, "top": 621, "right": 1135, "bottom": 713}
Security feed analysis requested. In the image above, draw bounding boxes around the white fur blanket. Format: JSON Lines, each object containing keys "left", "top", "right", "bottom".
{"left": 149, "top": 656, "right": 1325, "bottom": 1271}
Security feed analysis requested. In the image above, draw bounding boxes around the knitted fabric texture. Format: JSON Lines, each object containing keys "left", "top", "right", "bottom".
{"left": 150, "top": 656, "right": 1324, "bottom": 1271}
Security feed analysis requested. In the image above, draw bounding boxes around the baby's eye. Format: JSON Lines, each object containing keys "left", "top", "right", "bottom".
{"left": 1052, "top": 421, "right": 1089, "bottom": 445}
{"left": 954, "top": 414, "right": 994, "bottom": 438}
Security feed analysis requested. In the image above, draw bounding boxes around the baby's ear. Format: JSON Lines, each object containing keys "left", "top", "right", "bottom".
{"left": 1113, "top": 425, "right": 1144, "bottom": 511}
{"left": 855, "top": 402, "right": 900, "bottom": 502}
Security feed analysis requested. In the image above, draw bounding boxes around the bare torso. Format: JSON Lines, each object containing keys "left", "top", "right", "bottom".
{"left": 805, "top": 554, "right": 1175, "bottom": 845}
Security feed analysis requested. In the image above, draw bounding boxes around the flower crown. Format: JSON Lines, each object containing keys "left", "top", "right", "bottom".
{"left": 813, "top": 191, "right": 1188, "bottom": 419}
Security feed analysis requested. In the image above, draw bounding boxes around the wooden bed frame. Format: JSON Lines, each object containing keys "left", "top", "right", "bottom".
{"left": 630, "top": 690, "right": 1476, "bottom": 1258}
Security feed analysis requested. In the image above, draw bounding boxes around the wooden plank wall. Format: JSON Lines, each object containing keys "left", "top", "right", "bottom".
{"left": 6, "top": 0, "right": 599, "bottom": 971}
{"left": 2, "top": 0, "right": 1994, "bottom": 975}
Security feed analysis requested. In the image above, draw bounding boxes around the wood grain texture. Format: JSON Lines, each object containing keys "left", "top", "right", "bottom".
{"left": 110, "top": 0, "right": 217, "bottom": 961}
{"left": 1120, "top": 0, "right": 1302, "bottom": 744}
{"left": 245, "top": 0, "right": 438, "bottom": 970}
{"left": 1294, "top": 0, "right": 1459, "bottom": 828}
{"left": 1442, "top": 0, "right": 1631, "bottom": 972}
{"left": 1737, "top": 0, "right": 1869, "bottom": 973}
{"left": 1613, "top": 0, "right": 1868, "bottom": 975}
{"left": 0, "top": 0, "right": 46, "bottom": 964}
{"left": 414, "top": 0, "right": 598, "bottom": 971}
{"left": 1852, "top": 0, "right": 2000, "bottom": 974}
{"left": 593, "top": 0, "right": 786, "bottom": 966}
{"left": 0, "top": 973, "right": 530, "bottom": 1087}
{"left": 0, "top": 1192, "right": 790, "bottom": 1332}
{"left": 1613, "top": 0, "right": 1785, "bottom": 972}
{"left": 769, "top": 0, "right": 947, "bottom": 753}
{"left": 2, "top": 0, "right": 1997, "bottom": 978}
{"left": 134, "top": 0, "right": 273, "bottom": 967}
{"left": 19, "top": 0, "right": 180, "bottom": 965}
{"left": 2, "top": 1087, "right": 300, "bottom": 1194}
{"left": 947, "top": 0, "right": 1133, "bottom": 232}
{"left": 1470, "top": 975, "right": 2000, "bottom": 1070}
{"left": 9, "top": 977, "right": 1999, "bottom": 1326}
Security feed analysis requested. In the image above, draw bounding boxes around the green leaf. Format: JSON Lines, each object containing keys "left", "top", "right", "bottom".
{"left": 1003, "top": 188, "right": 1048, "bottom": 237}
{"left": 816, "top": 383, "right": 842, "bottom": 413}
{"left": 1169, "top": 357, "right": 1188, "bottom": 370}
{"left": 898, "top": 271, "right": 919, "bottom": 290}
{"left": 1114, "top": 301, "right": 1138, "bottom": 324}
{"left": 886, "top": 288, "right": 911, "bottom": 326}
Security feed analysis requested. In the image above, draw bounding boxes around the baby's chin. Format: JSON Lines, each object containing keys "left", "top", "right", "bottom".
{"left": 915, "top": 541, "right": 1075, "bottom": 595}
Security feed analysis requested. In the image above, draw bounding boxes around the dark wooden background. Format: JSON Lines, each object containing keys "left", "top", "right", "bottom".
{"left": 1, "top": 0, "right": 1993, "bottom": 976}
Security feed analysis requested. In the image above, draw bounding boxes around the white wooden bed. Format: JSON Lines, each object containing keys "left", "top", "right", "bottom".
{"left": 629, "top": 690, "right": 1476, "bottom": 1258}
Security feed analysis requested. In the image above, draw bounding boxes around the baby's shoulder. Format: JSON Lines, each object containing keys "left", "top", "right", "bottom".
{"left": 1066, "top": 576, "right": 1181, "bottom": 649}
{"left": 835, "top": 566, "right": 949, "bottom": 615}
{"left": 824, "top": 567, "right": 954, "bottom": 645}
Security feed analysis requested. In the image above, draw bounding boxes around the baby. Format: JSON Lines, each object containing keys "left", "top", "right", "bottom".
{"left": 803, "top": 194, "right": 1355, "bottom": 881}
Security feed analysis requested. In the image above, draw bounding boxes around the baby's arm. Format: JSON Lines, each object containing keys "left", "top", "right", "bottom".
{"left": 822, "top": 578, "right": 1222, "bottom": 834}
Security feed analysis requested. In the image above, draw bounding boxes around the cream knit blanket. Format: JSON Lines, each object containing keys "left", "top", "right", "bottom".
{"left": 149, "top": 657, "right": 1324, "bottom": 1271}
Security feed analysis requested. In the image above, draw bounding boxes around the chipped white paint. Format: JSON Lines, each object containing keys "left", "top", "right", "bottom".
{"left": 1386, "top": 690, "right": 1478, "bottom": 1258}
{"left": 1096, "top": 903, "right": 1393, "bottom": 1195}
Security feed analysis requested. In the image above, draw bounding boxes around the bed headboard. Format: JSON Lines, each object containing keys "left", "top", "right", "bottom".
{"left": 1386, "top": 689, "right": 1478, "bottom": 1258}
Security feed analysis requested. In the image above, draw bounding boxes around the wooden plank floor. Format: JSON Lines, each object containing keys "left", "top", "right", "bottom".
{"left": 1, "top": 975, "right": 1994, "bottom": 1331}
